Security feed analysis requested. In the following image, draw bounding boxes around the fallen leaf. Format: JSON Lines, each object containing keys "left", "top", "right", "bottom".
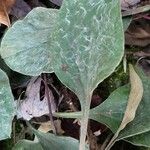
{"left": 105, "top": 64, "right": 143, "bottom": 150}
{"left": 17, "top": 77, "right": 56, "bottom": 120}
{"left": 0, "top": 0, "right": 15, "bottom": 26}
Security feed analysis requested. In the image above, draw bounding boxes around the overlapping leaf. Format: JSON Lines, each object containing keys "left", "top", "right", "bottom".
{"left": 0, "top": 69, "right": 15, "bottom": 140}
{"left": 54, "top": 68, "right": 150, "bottom": 147}
{"left": 13, "top": 128, "right": 89, "bottom": 150}
{"left": 52, "top": 1, "right": 124, "bottom": 149}
{"left": 0, "top": 1, "right": 124, "bottom": 149}
{"left": 0, "top": 7, "right": 58, "bottom": 76}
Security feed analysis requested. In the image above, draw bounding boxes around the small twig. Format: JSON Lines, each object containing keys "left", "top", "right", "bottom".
{"left": 12, "top": 121, "right": 16, "bottom": 144}
{"left": 46, "top": 76, "right": 64, "bottom": 108}
{"left": 43, "top": 74, "right": 56, "bottom": 135}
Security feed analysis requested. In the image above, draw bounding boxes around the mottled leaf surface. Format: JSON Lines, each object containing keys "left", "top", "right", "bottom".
{"left": 13, "top": 129, "right": 89, "bottom": 150}
{"left": 0, "top": 69, "right": 15, "bottom": 140}
{"left": 52, "top": 0, "right": 124, "bottom": 102}
{"left": 52, "top": 1, "right": 123, "bottom": 149}
{"left": 0, "top": 7, "right": 58, "bottom": 76}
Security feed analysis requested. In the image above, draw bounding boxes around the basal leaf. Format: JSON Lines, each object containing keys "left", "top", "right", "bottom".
{"left": 0, "top": 7, "right": 58, "bottom": 76}
{"left": 13, "top": 129, "right": 89, "bottom": 150}
{"left": 0, "top": 69, "right": 15, "bottom": 140}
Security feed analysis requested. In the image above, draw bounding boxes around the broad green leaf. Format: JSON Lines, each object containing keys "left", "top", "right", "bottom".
{"left": 54, "top": 68, "right": 150, "bottom": 147}
{"left": 54, "top": 85, "right": 129, "bottom": 131}
{"left": 13, "top": 129, "right": 89, "bottom": 150}
{"left": 94, "top": 69, "right": 150, "bottom": 146}
{"left": 0, "top": 7, "right": 58, "bottom": 76}
{"left": 117, "top": 71, "right": 150, "bottom": 140}
{"left": 126, "top": 131, "right": 150, "bottom": 148}
{"left": 105, "top": 65, "right": 143, "bottom": 150}
{"left": 13, "top": 140, "right": 43, "bottom": 150}
{"left": 52, "top": 1, "right": 124, "bottom": 149}
{"left": 0, "top": 69, "right": 15, "bottom": 140}
{"left": 52, "top": 0, "right": 124, "bottom": 103}
{"left": 122, "top": 17, "right": 132, "bottom": 31}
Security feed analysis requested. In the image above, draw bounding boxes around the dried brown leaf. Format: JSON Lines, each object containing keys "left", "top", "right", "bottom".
{"left": 0, "top": 0, "right": 15, "bottom": 26}
{"left": 105, "top": 64, "right": 143, "bottom": 150}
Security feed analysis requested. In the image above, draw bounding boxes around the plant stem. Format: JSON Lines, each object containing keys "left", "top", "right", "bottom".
{"left": 79, "top": 94, "right": 92, "bottom": 150}
{"left": 53, "top": 111, "right": 82, "bottom": 118}
{"left": 44, "top": 74, "right": 56, "bottom": 134}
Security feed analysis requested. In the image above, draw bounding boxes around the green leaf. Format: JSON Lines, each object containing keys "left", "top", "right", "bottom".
{"left": 0, "top": 69, "right": 15, "bottom": 140}
{"left": 54, "top": 68, "right": 150, "bottom": 147}
{"left": 13, "top": 140, "right": 43, "bottom": 150}
{"left": 52, "top": 1, "right": 124, "bottom": 149}
{"left": 0, "top": 7, "right": 58, "bottom": 76}
{"left": 52, "top": 0, "right": 124, "bottom": 103}
{"left": 1, "top": 1, "right": 124, "bottom": 149}
{"left": 105, "top": 65, "right": 143, "bottom": 150}
{"left": 126, "top": 131, "right": 150, "bottom": 148}
{"left": 117, "top": 72, "right": 150, "bottom": 140}
{"left": 91, "top": 70, "right": 150, "bottom": 147}
{"left": 89, "top": 85, "right": 128, "bottom": 132}
{"left": 54, "top": 85, "right": 129, "bottom": 131}
{"left": 122, "top": 17, "right": 132, "bottom": 31}
{"left": 13, "top": 129, "right": 89, "bottom": 150}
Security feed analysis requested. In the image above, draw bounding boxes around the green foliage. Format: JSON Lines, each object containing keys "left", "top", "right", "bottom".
{"left": 0, "top": 69, "right": 15, "bottom": 140}
{"left": 0, "top": 8, "right": 58, "bottom": 76}
{"left": 13, "top": 127, "right": 89, "bottom": 150}
{"left": 55, "top": 69, "right": 150, "bottom": 147}
{"left": 0, "top": 0, "right": 148, "bottom": 149}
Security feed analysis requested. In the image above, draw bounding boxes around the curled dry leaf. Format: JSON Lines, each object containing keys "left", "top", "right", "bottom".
{"left": 105, "top": 64, "right": 143, "bottom": 150}
{"left": 0, "top": 0, "right": 15, "bottom": 26}
{"left": 17, "top": 77, "right": 56, "bottom": 120}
